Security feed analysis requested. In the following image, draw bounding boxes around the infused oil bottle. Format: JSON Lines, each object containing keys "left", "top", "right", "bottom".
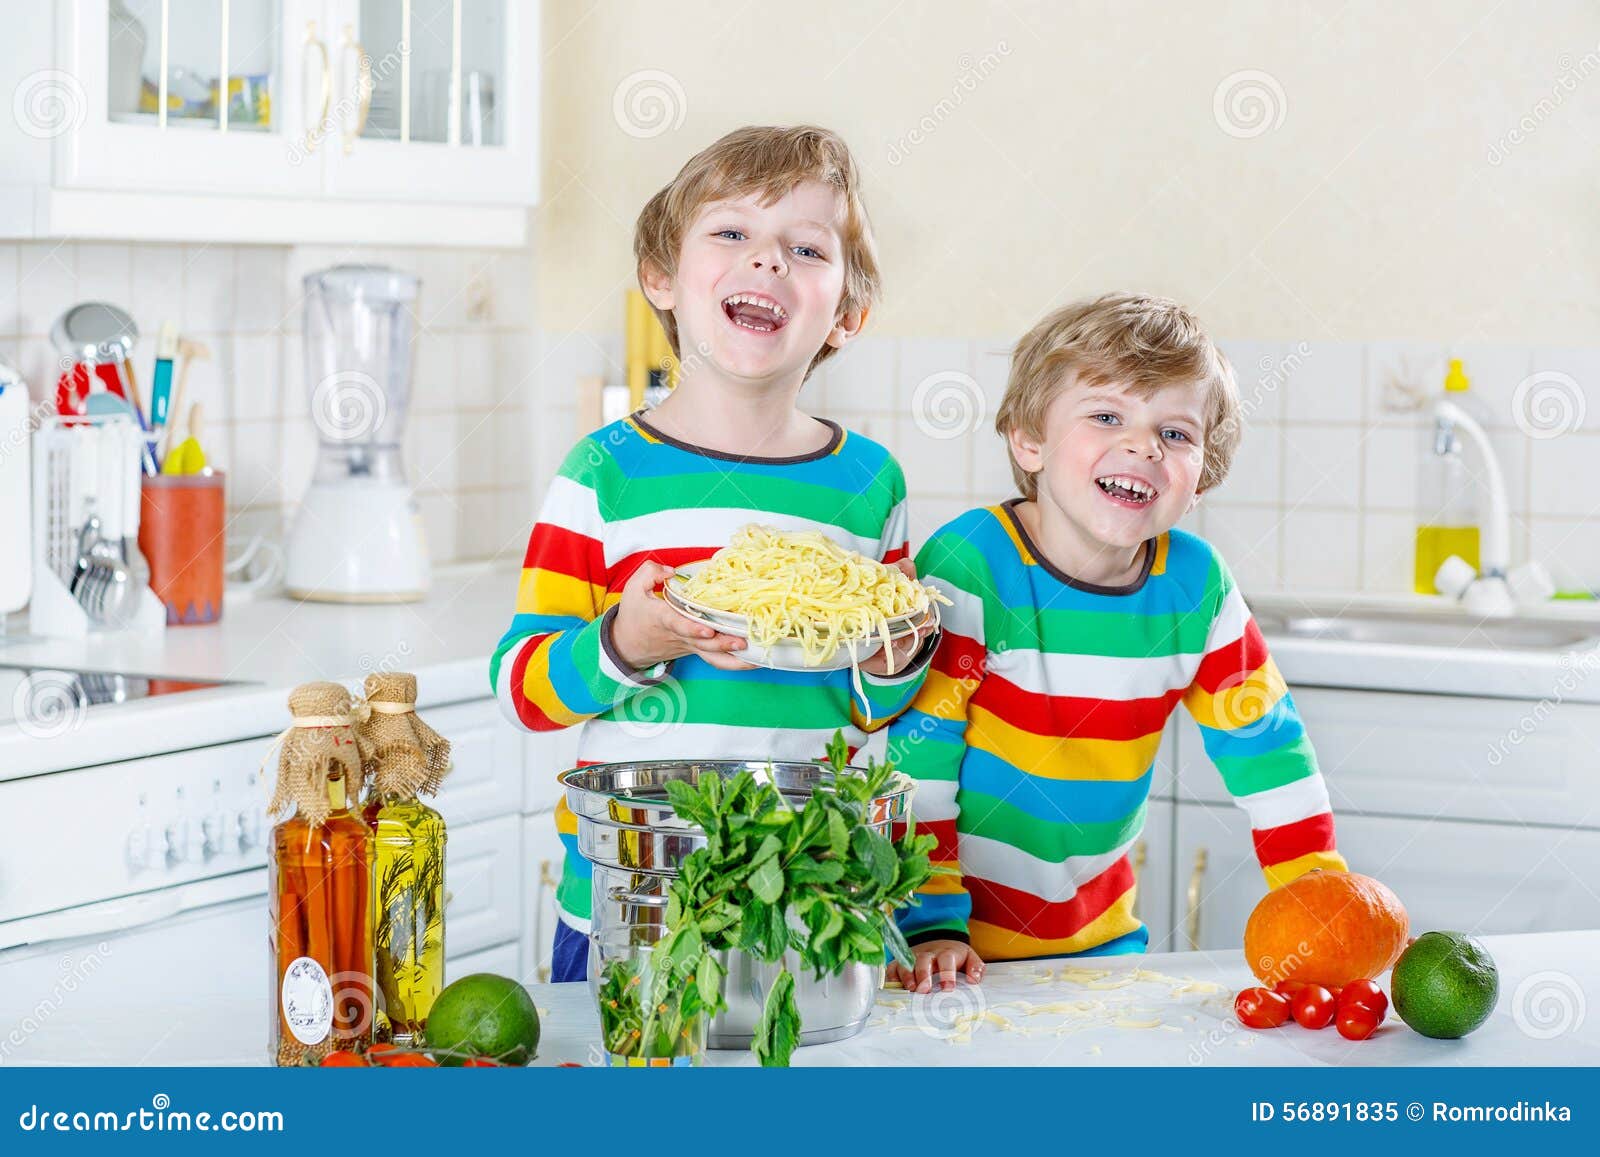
{"left": 267, "top": 682, "right": 376, "bottom": 1066}
{"left": 357, "top": 673, "right": 452, "bottom": 1046}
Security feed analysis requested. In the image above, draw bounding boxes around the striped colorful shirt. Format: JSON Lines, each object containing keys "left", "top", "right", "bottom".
{"left": 887, "top": 500, "right": 1346, "bottom": 962}
{"left": 492, "top": 412, "right": 933, "bottom": 934}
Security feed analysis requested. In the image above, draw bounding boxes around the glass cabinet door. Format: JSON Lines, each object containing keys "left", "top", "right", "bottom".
{"left": 327, "top": 0, "right": 534, "bottom": 205}
{"left": 64, "top": 0, "right": 322, "bottom": 195}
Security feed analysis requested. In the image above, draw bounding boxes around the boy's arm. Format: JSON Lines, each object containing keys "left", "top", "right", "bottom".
{"left": 1181, "top": 560, "right": 1348, "bottom": 888}
{"left": 491, "top": 442, "right": 669, "bottom": 732}
{"left": 886, "top": 531, "right": 988, "bottom": 944}
{"left": 851, "top": 473, "right": 936, "bottom": 732}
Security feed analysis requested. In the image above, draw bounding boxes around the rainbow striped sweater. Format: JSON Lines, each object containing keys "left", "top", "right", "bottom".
{"left": 491, "top": 412, "right": 932, "bottom": 934}
{"left": 887, "top": 501, "right": 1346, "bottom": 961}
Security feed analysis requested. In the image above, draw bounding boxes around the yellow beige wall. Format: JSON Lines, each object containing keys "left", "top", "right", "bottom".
{"left": 537, "top": 0, "right": 1599, "bottom": 342}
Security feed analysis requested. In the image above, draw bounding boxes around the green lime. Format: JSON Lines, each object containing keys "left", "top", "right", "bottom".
{"left": 1391, "top": 931, "right": 1499, "bottom": 1040}
{"left": 423, "top": 973, "right": 541, "bottom": 1065}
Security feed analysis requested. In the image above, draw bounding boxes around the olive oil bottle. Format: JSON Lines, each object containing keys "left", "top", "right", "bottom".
{"left": 357, "top": 673, "right": 452, "bottom": 1045}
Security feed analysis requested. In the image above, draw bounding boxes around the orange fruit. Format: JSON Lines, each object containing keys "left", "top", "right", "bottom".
{"left": 1243, "top": 870, "right": 1407, "bottom": 987}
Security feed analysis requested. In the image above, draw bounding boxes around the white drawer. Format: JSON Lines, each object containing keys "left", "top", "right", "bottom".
{"left": 431, "top": 699, "right": 523, "bottom": 826}
{"left": 444, "top": 815, "right": 523, "bottom": 957}
{"left": 523, "top": 728, "right": 582, "bottom": 814}
{"left": 446, "top": 940, "right": 519, "bottom": 984}
{"left": 1175, "top": 688, "right": 1600, "bottom": 828}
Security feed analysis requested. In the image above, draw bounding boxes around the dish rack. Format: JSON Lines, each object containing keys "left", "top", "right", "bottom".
{"left": 30, "top": 415, "right": 165, "bottom": 638}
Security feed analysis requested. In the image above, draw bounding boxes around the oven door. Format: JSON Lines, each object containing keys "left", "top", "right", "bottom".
{"left": 0, "top": 871, "right": 267, "bottom": 1066}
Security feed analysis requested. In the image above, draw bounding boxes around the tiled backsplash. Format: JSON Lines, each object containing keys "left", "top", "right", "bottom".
{"left": 0, "top": 240, "right": 540, "bottom": 566}
{"left": 537, "top": 332, "right": 1600, "bottom": 598}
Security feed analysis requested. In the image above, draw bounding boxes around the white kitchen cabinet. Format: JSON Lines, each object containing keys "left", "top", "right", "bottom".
{"left": 518, "top": 809, "right": 564, "bottom": 984}
{"left": 1173, "top": 800, "right": 1600, "bottom": 952}
{"left": 429, "top": 697, "right": 524, "bottom": 827}
{"left": 0, "top": 0, "right": 537, "bottom": 245}
{"left": 523, "top": 725, "right": 581, "bottom": 814}
{"left": 442, "top": 813, "right": 521, "bottom": 958}
{"left": 1175, "top": 687, "right": 1600, "bottom": 829}
{"left": 445, "top": 938, "right": 517, "bottom": 982}
{"left": 1132, "top": 799, "right": 1177, "bottom": 953}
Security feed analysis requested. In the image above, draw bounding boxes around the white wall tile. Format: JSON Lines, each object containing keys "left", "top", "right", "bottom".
{"left": 225, "top": 420, "right": 285, "bottom": 509}
{"left": 74, "top": 243, "right": 132, "bottom": 311}
{"left": 408, "top": 410, "right": 460, "bottom": 495}
{"left": 1201, "top": 504, "right": 1282, "bottom": 594}
{"left": 1531, "top": 518, "right": 1600, "bottom": 594}
{"left": 824, "top": 335, "right": 896, "bottom": 417}
{"left": 457, "top": 411, "right": 496, "bottom": 489}
{"left": 1279, "top": 341, "right": 1363, "bottom": 423}
{"left": 457, "top": 490, "right": 499, "bottom": 559}
{"left": 131, "top": 244, "right": 186, "bottom": 334}
{"left": 972, "top": 430, "right": 1017, "bottom": 501}
{"left": 493, "top": 407, "right": 533, "bottom": 488}
{"left": 894, "top": 414, "right": 971, "bottom": 500}
{"left": 1360, "top": 510, "right": 1416, "bottom": 593}
{"left": 234, "top": 246, "right": 288, "bottom": 333}
{"left": 1363, "top": 423, "right": 1419, "bottom": 512}
{"left": 1449, "top": 343, "right": 1534, "bottom": 430}
{"left": 1217, "top": 340, "right": 1289, "bottom": 425}
{"left": 455, "top": 332, "right": 494, "bottom": 409}
{"left": 974, "top": 341, "right": 1011, "bottom": 418}
{"left": 182, "top": 245, "right": 236, "bottom": 335}
{"left": 1209, "top": 421, "right": 1280, "bottom": 506}
{"left": 418, "top": 493, "right": 460, "bottom": 563}
{"left": 897, "top": 336, "right": 974, "bottom": 415}
{"left": 15, "top": 242, "right": 77, "bottom": 336}
{"left": 1523, "top": 347, "right": 1600, "bottom": 439}
{"left": 906, "top": 496, "right": 971, "bottom": 548}
{"left": 412, "top": 331, "right": 455, "bottom": 414}
{"left": 1282, "top": 510, "right": 1361, "bottom": 591}
{"left": 1528, "top": 431, "right": 1600, "bottom": 520}
{"left": 226, "top": 334, "right": 282, "bottom": 422}
{"left": 0, "top": 244, "right": 19, "bottom": 336}
{"left": 1282, "top": 424, "right": 1362, "bottom": 509}
{"left": 1365, "top": 341, "right": 1444, "bottom": 424}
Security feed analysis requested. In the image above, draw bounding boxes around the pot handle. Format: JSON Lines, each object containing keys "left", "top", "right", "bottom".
{"left": 607, "top": 885, "right": 668, "bottom": 909}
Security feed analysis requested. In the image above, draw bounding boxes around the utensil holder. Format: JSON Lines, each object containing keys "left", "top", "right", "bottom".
{"left": 139, "top": 472, "right": 225, "bottom": 625}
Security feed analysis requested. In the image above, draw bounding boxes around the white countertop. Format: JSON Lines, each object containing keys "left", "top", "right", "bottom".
{"left": 3, "top": 569, "right": 1599, "bottom": 781}
{"left": 528, "top": 932, "right": 1600, "bottom": 1068}
{"left": 0, "top": 563, "right": 522, "bottom": 780}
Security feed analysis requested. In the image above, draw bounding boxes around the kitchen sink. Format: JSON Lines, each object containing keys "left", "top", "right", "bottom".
{"left": 1254, "top": 612, "right": 1600, "bottom": 652}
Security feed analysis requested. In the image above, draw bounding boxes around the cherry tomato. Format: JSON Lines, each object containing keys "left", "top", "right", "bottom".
{"left": 1234, "top": 986, "right": 1291, "bottom": 1028}
{"left": 367, "top": 1043, "right": 399, "bottom": 1060}
{"left": 1337, "top": 1005, "right": 1382, "bottom": 1040}
{"left": 1290, "top": 985, "right": 1337, "bottom": 1029}
{"left": 463, "top": 1057, "right": 501, "bottom": 1067}
{"left": 320, "top": 1050, "right": 369, "bottom": 1067}
{"left": 381, "top": 1052, "right": 438, "bottom": 1067}
{"left": 556, "top": 1062, "right": 584, "bottom": 1068}
{"left": 1276, "top": 978, "right": 1341, "bottom": 1000}
{"left": 1338, "top": 979, "right": 1389, "bottom": 1018}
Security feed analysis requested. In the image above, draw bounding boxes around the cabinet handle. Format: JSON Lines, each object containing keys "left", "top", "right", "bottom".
{"left": 302, "top": 21, "right": 332, "bottom": 153}
{"left": 1184, "top": 847, "right": 1208, "bottom": 951}
{"left": 1129, "top": 839, "right": 1147, "bottom": 917}
{"left": 339, "top": 25, "right": 373, "bottom": 155}
{"left": 534, "top": 859, "right": 560, "bottom": 985}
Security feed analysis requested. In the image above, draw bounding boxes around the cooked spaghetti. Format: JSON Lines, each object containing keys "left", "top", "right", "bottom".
{"left": 673, "top": 524, "right": 949, "bottom": 669}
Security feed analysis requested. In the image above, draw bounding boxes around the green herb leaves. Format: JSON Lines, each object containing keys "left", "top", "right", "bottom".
{"left": 622, "top": 731, "right": 938, "bottom": 1067}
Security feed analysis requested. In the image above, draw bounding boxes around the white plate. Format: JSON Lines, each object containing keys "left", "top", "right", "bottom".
{"left": 662, "top": 565, "right": 934, "bottom": 672}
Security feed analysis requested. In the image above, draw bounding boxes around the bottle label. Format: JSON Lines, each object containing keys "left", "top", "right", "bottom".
{"left": 281, "top": 956, "right": 334, "bottom": 1045}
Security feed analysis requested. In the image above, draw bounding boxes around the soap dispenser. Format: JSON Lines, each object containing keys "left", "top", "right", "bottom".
{"left": 1414, "top": 359, "right": 1487, "bottom": 594}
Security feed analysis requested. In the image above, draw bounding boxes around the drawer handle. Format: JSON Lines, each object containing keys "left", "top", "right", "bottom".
{"left": 606, "top": 885, "right": 668, "bottom": 909}
{"left": 302, "top": 20, "right": 332, "bottom": 153}
{"left": 534, "top": 859, "right": 560, "bottom": 984}
{"left": 339, "top": 24, "right": 373, "bottom": 154}
{"left": 1185, "top": 847, "right": 1208, "bottom": 951}
{"left": 1130, "top": 839, "right": 1147, "bottom": 917}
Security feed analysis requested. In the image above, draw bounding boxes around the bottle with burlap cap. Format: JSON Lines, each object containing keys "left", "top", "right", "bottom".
{"left": 358, "top": 673, "right": 450, "bottom": 1046}
{"left": 267, "top": 681, "right": 376, "bottom": 1066}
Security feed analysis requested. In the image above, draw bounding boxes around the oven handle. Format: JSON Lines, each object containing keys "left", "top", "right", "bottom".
{"left": 0, "top": 870, "right": 266, "bottom": 952}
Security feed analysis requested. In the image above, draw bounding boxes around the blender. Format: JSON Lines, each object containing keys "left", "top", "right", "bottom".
{"left": 284, "top": 266, "right": 429, "bottom": 602}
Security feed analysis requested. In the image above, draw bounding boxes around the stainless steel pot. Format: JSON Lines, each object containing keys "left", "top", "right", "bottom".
{"left": 560, "top": 759, "right": 912, "bottom": 1049}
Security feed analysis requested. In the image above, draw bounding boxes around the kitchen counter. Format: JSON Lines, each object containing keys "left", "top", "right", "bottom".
{"left": 528, "top": 932, "right": 1600, "bottom": 1068}
{"left": 0, "top": 563, "right": 523, "bottom": 780}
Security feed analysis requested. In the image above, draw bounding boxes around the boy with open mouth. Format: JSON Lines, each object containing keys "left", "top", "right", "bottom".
{"left": 886, "top": 293, "right": 1347, "bottom": 991}
{"left": 492, "top": 126, "right": 938, "bottom": 982}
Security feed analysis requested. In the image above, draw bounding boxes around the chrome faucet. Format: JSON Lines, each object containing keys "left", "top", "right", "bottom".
{"left": 1431, "top": 398, "right": 1513, "bottom": 614}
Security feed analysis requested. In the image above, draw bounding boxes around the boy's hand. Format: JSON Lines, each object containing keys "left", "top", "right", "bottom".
{"left": 886, "top": 939, "right": 985, "bottom": 993}
{"left": 860, "top": 559, "right": 939, "bottom": 677}
{"left": 610, "top": 562, "right": 754, "bottom": 672}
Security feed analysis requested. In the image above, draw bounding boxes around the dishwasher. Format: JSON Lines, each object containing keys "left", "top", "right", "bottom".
{"left": 0, "top": 667, "right": 269, "bottom": 1066}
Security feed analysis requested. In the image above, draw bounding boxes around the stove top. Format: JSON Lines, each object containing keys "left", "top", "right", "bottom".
{"left": 0, "top": 664, "right": 242, "bottom": 731}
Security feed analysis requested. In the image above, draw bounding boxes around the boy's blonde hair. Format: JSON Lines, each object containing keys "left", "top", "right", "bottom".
{"left": 633, "top": 125, "right": 881, "bottom": 374}
{"left": 994, "top": 292, "right": 1240, "bottom": 498}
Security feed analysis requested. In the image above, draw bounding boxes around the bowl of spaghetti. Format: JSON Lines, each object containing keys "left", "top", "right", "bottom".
{"left": 663, "top": 524, "right": 948, "bottom": 673}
